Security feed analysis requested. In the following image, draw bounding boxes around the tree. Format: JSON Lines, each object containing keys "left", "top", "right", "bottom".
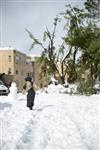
{"left": 84, "top": 0, "right": 100, "bottom": 22}
{"left": 61, "top": 1, "right": 100, "bottom": 85}
{"left": 26, "top": 0, "right": 100, "bottom": 90}
{"left": 61, "top": 5, "right": 86, "bottom": 83}
{"left": 81, "top": 0, "right": 100, "bottom": 83}
{"left": 26, "top": 17, "right": 68, "bottom": 84}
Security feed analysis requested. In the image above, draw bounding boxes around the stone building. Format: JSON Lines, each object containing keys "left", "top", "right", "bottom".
{"left": 29, "top": 55, "right": 50, "bottom": 88}
{"left": 0, "top": 47, "right": 33, "bottom": 92}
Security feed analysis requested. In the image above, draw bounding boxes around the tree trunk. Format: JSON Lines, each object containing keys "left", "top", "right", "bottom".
{"left": 68, "top": 48, "right": 77, "bottom": 83}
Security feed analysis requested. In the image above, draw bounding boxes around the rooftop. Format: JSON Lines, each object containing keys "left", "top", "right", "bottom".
{"left": 0, "top": 47, "right": 15, "bottom": 50}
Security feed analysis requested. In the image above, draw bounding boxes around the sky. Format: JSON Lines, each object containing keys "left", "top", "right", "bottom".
{"left": 0, "top": 0, "right": 85, "bottom": 55}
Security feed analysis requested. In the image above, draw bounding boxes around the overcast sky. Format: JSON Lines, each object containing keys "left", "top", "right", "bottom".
{"left": 0, "top": 0, "right": 85, "bottom": 55}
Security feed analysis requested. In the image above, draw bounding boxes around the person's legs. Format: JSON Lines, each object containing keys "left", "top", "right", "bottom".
{"left": 27, "top": 88, "right": 35, "bottom": 110}
{"left": 29, "top": 106, "right": 33, "bottom": 110}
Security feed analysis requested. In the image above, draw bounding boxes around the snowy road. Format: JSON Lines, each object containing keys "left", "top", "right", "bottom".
{"left": 0, "top": 94, "right": 99, "bottom": 150}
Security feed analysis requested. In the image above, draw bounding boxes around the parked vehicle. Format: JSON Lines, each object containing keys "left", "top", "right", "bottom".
{"left": 0, "top": 79, "right": 9, "bottom": 95}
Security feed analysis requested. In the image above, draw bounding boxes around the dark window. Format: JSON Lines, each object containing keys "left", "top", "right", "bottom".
{"left": 8, "top": 68, "right": 11, "bottom": 74}
{"left": 8, "top": 55, "right": 11, "bottom": 62}
{"left": 16, "top": 70, "right": 18, "bottom": 74}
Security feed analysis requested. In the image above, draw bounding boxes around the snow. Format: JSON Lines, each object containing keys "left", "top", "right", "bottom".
{"left": 0, "top": 47, "right": 15, "bottom": 50}
{"left": 0, "top": 88, "right": 100, "bottom": 150}
{"left": 43, "top": 83, "right": 78, "bottom": 94}
{"left": 7, "top": 82, "right": 18, "bottom": 100}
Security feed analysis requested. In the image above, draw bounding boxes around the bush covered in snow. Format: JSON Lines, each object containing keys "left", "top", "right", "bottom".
{"left": 42, "top": 77, "right": 77, "bottom": 94}
{"left": 42, "top": 83, "right": 77, "bottom": 95}
{"left": 93, "top": 82, "right": 100, "bottom": 94}
{"left": 77, "top": 80, "right": 100, "bottom": 95}
{"left": 77, "top": 81, "right": 93, "bottom": 95}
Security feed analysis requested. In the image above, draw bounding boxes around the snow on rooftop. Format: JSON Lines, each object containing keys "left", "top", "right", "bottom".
{"left": 0, "top": 48, "right": 41, "bottom": 58}
{"left": 27, "top": 54, "right": 41, "bottom": 61}
{"left": 27, "top": 54, "right": 41, "bottom": 58}
{"left": 0, "top": 47, "right": 15, "bottom": 50}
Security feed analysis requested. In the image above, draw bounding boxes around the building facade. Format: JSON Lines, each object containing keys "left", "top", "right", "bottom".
{"left": 32, "top": 56, "right": 50, "bottom": 88}
{"left": 0, "top": 47, "right": 33, "bottom": 92}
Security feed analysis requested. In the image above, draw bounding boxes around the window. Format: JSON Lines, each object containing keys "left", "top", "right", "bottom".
{"left": 8, "top": 68, "right": 11, "bottom": 74}
{"left": 15, "top": 56, "right": 19, "bottom": 64}
{"left": 8, "top": 55, "right": 11, "bottom": 62}
{"left": 16, "top": 70, "right": 18, "bottom": 74}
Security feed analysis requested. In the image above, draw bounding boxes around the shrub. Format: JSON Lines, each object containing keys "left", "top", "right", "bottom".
{"left": 77, "top": 80, "right": 94, "bottom": 95}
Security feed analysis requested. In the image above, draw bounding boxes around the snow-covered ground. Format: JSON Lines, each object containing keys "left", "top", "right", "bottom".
{"left": 0, "top": 92, "right": 99, "bottom": 150}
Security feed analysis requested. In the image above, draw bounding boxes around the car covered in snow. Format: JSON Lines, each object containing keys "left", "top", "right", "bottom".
{"left": 0, "top": 79, "right": 9, "bottom": 95}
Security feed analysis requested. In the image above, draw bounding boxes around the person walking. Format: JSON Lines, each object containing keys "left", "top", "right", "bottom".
{"left": 24, "top": 75, "right": 36, "bottom": 110}
{"left": 27, "top": 82, "right": 35, "bottom": 110}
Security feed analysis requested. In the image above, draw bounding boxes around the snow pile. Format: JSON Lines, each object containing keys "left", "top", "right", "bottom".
{"left": 43, "top": 77, "right": 78, "bottom": 94}
{"left": 43, "top": 83, "right": 77, "bottom": 94}
{"left": 0, "top": 93, "right": 99, "bottom": 150}
{"left": 63, "top": 83, "right": 77, "bottom": 94}
{"left": 50, "top": 77, "right": 58, "bottom": 84}
{"left": 44, "top": 84, "right": 64, "bottom": 94}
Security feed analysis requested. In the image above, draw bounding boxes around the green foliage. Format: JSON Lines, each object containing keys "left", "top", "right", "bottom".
{"left": 62, "top": 1, "right": 100, "bottom": 88}
{"left": 26, "top": 0, "right": 100, "bottom": 94}
{"left": 84, "top": 0, "right": 100, "bottom": 20}
{"left": 77, "top": 79, "right": 94, "bottom": 95}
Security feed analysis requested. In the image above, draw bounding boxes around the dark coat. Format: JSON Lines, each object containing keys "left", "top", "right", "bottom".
{"left": 27, "top": 88, "right": 35, "bottom": 108}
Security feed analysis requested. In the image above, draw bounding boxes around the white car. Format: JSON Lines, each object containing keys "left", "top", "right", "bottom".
{"left": 0, "top": 80, "right": 9, "bottom": 95}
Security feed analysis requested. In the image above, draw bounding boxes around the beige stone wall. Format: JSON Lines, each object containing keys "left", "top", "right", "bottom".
{"left": 33, "top": 57, "right": 50, "bottom": 88}
{"left": 12, "top": 50, "right": 26, "bottom": 91}
{"left": 32, "top": 57, "right": 42, "bottom": 87}
{"left": 0, "top": 50, "right": 14, "bottom": 74}
{"left": 12, "top": 51, "right": 34, "bottom": 92}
